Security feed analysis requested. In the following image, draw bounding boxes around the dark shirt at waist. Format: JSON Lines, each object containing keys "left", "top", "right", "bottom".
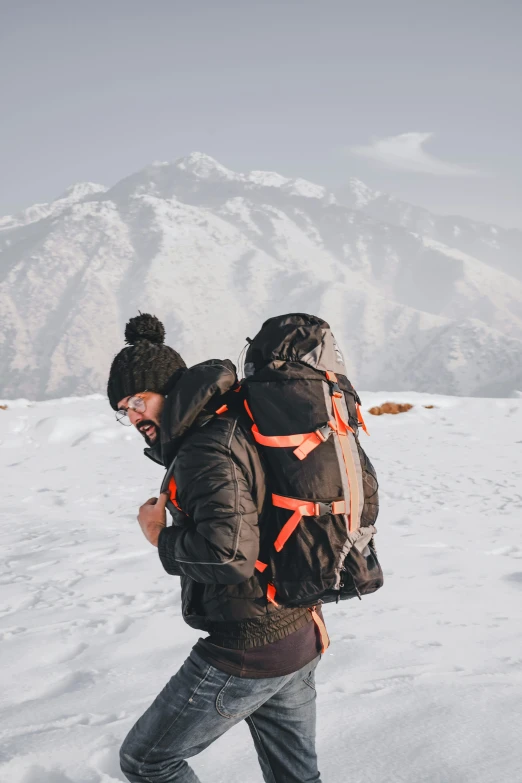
{"left": 193, "top": 608, "right": 324, "bottom": 678}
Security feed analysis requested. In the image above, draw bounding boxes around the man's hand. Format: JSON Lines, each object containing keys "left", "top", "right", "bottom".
{"left": 137, "top": 494, "right": 168, "bottom": 547}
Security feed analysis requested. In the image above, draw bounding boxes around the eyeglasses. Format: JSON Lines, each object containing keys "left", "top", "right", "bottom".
{"left": 115, "top": 393, "right": 148, "bottom": 426}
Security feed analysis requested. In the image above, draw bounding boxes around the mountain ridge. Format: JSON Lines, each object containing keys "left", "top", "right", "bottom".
{"left": 1, "top": 152, "right": 521, "bottom": 399}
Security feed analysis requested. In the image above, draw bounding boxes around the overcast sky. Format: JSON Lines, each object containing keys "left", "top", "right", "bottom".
{"left": 1, "top": 0, "right": 521, "bottom": 228}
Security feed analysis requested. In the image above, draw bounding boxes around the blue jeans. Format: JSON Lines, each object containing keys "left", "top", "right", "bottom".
{"left": 120, "top": 650, "right": 322, "bottom": 783}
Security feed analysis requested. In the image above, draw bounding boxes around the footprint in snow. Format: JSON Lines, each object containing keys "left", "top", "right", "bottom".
{"left": 357, "top": 673, "right": 417, "bottom": 695}
{"left": 25, "top": 669, "right": 97, "bottom": 702}
{"left": 74, "top": 712, "right": 125, "bottom": 727}
{"left": 20, "top": 766, "right": 76, "bottom": 783}
{"left": 488, "top": 545, "right": 522, "bottom": 558}
{"left": 55, "top": 642, "right": 89, "bottom": 663}
{"left": 90, "top": 743, "right": 127, "bottom": 782}
{"left": 0, "top": 625, "right": 27, "bottom": 640}
{"left": 105, "top": 616, "right": 132, "bottom": 635}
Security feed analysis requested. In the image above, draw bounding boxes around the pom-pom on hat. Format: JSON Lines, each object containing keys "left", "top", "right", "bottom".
{"left": 107, "top": 313, "right": 186, "bottom": 410}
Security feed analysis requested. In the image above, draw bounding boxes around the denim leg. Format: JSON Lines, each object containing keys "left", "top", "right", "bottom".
{"left": 245, "top": 655, "right": 322, "bottom": 783}
{"left": 120, "top": 651, "right": 229, "bottom": 783}
{"left": 120, "top": 650, "right": 294, "bottom": 783}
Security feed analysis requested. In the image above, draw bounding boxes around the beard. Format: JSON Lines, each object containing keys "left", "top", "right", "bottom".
{"left": 137, "top": 419, "right": 160, "bottom": 447}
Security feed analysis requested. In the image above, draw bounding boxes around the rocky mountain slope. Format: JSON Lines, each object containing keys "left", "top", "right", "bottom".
{"left": 337, "top": 179, "right": 522, "bottom": 281}
{"left": 1, "top": 152, "right": 521, "bottom": 399}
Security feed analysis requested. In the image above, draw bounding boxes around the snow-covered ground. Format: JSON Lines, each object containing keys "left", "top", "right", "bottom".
{"left": 1, "top": 393, "right": 521, "bottom": 783}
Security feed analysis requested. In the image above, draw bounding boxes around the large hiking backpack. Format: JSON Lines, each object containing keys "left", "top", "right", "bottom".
{"left": 242, "top": 313, "right": 383, "bottom": 612}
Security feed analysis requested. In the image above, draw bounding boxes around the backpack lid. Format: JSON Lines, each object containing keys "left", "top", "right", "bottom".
{"left": 244, "top": 313, "right": 347, "bottom": 377}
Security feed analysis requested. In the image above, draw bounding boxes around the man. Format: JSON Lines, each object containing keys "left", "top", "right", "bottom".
{"left": 107, "top": 313, "right": 324, "bottom": 783}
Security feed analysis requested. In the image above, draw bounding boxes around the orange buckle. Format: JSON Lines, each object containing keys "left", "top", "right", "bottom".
{"left": 248, "top": 413, "right": 335, "bottom": 462}
{"left": 314, "top": 501, "right": 333, "bottom": 516}
{"left": 314, "top": 500, "right": 346, "bottom": 516}
{"left": 271, "top": 494, "right": 346, "bottom": 551}
{"left": 316, "top": 422, "right": 335, "bottom": 442}
{"left": 325, "top": 370, "right": 343, "bottom": 397}
{"left": 244, "top": 397, "right": 337, "bottom": 460}
{"left": 292, "top": 422, "right": 336, "bottom": 460}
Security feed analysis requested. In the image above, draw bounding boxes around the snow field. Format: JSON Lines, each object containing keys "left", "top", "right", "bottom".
{"left": 0, "top": 393, "right": 521, "bottom": 782}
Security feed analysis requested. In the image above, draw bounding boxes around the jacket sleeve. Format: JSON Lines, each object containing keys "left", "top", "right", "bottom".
{"left": 157, "top": 417, "right": 260, "bottom": 584}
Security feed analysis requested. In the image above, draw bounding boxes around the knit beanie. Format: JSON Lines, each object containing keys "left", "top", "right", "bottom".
{"left": 107, "top": 313, "right": 186, "bottom": 410}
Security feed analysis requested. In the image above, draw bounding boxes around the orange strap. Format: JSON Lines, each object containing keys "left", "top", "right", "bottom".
{"left": 309, "top": 607, "right": 330, "bottom": 653}
{"left": 293, "top": 424, "right": 336, "bottom": 460}
{"left": 266, "top": 583, "right": 279, "bottom": 606}
{"left": 254, "top": 561, "right": 279, "bottom": 608}
{"left": 257, "top": 563, "right": 331, "bottom": 639}
{"left": 245, "top": 400, "right": 335, "bottom": 460}
{"left": 251, "top": 424, "right": 334, "bottom": 460}
{"left": 326, "top": 372, "right": 368, "bottom": 437}
{"left": 325, "top": 373, "right": 354, "bottom": 435}
{"left": 326, "top": 373, "right": 360, "bottom": 533}
{"left": 168, "top": 476, "right": 183, "bottom": 512}
{"left": 251, "top": 427, "right": 307, "bottom": 449}
{"left": 215, "top": 404, "right": 228, "bottom": 415}
{"left": 325, "top": 370, "right": 343, "bottom": 397}
{"left": 332, "top": 400, "right": 359, "bottom": 533}
{"left": 272, "top": 494, "right": 346, "bottom": 552}
{"left": 356, "top": 403, "right": 369, "bottom": 436}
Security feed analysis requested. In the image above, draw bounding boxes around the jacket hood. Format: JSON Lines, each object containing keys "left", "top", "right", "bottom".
{"left": 144, "top": 359, "right": 238, "bottom": 466}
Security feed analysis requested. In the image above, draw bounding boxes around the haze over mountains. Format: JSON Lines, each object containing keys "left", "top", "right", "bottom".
{"left": 1, "top": 152, "right": 521, "bottom": 400}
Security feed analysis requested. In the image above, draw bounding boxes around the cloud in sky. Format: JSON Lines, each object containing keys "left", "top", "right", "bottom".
{"left": 350, "top": 132, "right": 480, "bottom": 177}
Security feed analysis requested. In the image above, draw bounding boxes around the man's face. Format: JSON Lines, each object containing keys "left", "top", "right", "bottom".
{"left": 117, "top": 391, "right": 165, "bottom": 446}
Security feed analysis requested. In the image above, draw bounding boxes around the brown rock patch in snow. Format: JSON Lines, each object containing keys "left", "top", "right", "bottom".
{"left": 368, "top": 402, "right": 414, "bottom": 416}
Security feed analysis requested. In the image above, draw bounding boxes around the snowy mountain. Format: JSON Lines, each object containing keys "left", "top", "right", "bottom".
{"left": 337, "top": 179, "right": 522, "bottom": 281}
{"left": 1, "top": 151, "right": 521, "bottom": 400}
{"left": 0, "top": 182, "right": 107, "bottom": 232}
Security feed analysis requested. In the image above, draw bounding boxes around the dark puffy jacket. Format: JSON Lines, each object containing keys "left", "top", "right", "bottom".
{"left": 147, "top": 360, "right": 312, "bottom": 649}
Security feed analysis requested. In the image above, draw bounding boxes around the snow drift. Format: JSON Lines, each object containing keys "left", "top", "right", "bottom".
{"left": 1, "top": 393, "right": 521, "bottom": 782}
